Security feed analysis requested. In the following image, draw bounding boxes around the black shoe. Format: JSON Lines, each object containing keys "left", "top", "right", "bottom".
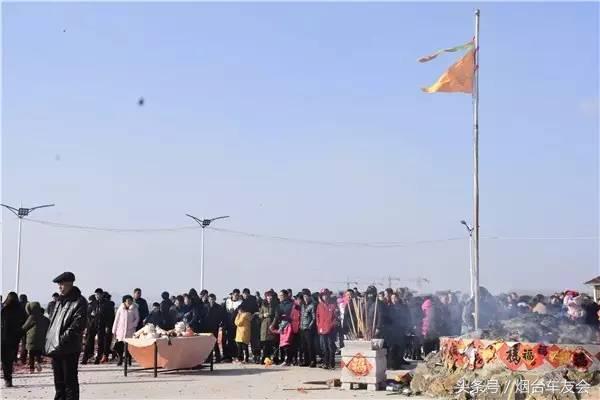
{"left": 81, "top": 359, "right": 88, "bottom": 365}
{"left": 309, "top": 362, "right": 316, "bottom": 368}
{"left": 4, "top": 380, "right": 13, "bottom": 388}
{"left": 94, "top": 358, "right": 101, "bottom": 365}
{"left": 117, "top": 361, "right": 123, "bottom": 367}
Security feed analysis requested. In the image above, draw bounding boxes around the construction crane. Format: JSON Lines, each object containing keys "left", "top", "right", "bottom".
{"left": 384, "top": 276, "right": 430, "bottom": 290}
{"left": 317, "top": 278, "right": 361, "bottom": 290}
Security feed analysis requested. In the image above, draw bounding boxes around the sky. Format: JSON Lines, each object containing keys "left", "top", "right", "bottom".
{"left": 1, "top": 2, "right": 598, "bottom": 303}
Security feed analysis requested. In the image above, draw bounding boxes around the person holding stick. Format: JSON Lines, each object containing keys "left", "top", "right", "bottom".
{"left": 365, "top": 286, "right": 384, "bottom": 340}
{"left": 343, "top": 289, "right": 358, "bottom": 340}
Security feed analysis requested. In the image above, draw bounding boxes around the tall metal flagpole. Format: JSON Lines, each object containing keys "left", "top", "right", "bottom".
{"left": 472, "top": 9, "right": 481, "bottom": 330}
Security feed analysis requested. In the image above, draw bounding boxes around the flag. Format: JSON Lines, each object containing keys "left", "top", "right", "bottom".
{"left": 419, "top": 40, "right": 475, "bottom": 94}
{"left": 418, "top": 40, "right": 473, "bottom": 63}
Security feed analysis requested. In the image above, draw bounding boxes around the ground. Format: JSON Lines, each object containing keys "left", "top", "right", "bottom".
{"left": 2, "top": 362, "right": 430, "bottom": 399}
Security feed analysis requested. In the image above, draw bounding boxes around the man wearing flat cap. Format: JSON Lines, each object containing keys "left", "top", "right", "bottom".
{"left": 45, "top": 272, "right": 87, "bottom": 400}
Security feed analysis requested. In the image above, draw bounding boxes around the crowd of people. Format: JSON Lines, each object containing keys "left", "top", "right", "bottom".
{"left": 3, "top": 271, "right": 600, "bottom": 399}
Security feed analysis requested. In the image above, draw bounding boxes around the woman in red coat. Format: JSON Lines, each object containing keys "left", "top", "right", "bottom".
{"left": 316, "top": 289, "right": 339, "bottom": 369}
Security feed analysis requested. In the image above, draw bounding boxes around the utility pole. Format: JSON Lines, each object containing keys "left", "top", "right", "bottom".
{"left": 185, "top": 214, "right": 229, "bottom": 291}
{"left": 460, "top": 220, "right": 475, "bottom": 298}
{"left": 472, "top": 9, "right": 481, "bottom": 330}
{"left": 1, "top": 203, "right": 55, "bottom": 293}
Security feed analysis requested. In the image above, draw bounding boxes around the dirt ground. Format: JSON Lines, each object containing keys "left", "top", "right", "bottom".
{"left": 2, "top": 361, "right": 429, "bottom": 400}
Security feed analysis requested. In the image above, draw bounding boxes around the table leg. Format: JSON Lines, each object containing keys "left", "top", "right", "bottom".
{"left": 124, "top": 342, "right": 128, "bottom": 377}
{"left": 210, "top": 350, "right": 214, "bottom": 372}
{"left": 154, "top": 341, "right": 158, "bottom": 378}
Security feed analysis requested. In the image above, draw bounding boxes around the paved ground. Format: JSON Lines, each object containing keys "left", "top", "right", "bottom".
{"left": 2, "top": 361, "right": 430, "bottom": 399}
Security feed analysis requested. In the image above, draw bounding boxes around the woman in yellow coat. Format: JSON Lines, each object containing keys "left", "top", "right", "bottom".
{"left": 235, "top": 305, "right": 252, "bottom": 363}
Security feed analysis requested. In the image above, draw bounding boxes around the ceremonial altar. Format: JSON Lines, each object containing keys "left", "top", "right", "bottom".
{"left": 123, "top": 334, "right": 216, "bottom": 377}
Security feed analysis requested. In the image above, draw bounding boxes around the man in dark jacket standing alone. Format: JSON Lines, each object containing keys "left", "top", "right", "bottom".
{"left": 133, "top": 288, "right": 149, "bottom": 331}
{"left": 45, "top": 272, "right": 87, "bottom": 400}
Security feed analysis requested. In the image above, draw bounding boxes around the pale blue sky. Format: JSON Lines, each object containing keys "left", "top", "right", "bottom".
{"left": 2, "top": 2, "right": 598, "bottom": 302}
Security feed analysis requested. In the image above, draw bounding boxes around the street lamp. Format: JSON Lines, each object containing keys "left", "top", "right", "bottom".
{"left": 1, "top": 203, "right": 55, "bottom": 292}
{"left": 460, "top": 220, "right": 474, "bottom": 298}
{"left": 185, "top": 214, "right": 229, "bottom": 291}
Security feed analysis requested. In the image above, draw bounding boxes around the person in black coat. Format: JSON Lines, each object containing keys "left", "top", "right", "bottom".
{"left": 223, "top": 289, "right": 243, "bottom": 362}
{"left": 407, "top": 297, "right": 424, "bottom": 361}
{"left": 81, "top": 295, "right": 96, "bottom": 364}
{"left": 241, "top": 289, "right": 261, "bottom": 362}
{"left": 18, "top": 294, "right": 29, "bottom": 364}
{"left": 2, "top": 292, "right": 25, "bottom": 388}
{"left": 133, "top": 288, "right": 149, "bottom": 331}
{"left": 98, "top": 292, "right": 115, "bottom": 363}
{"left": 183, "top": 290, "right": 205, "bottom": 332}
{"left": 45, "top": 272, "right": 87, "bottom": 400}
{"left": 144, "top": 303, "right": 163, "bottom": 326}
{"left": 241, "top": 289, "right": 259, "bottom": 314}
{"left": 582, "top": 297, "right": 600, "bottom": 330}
{"left": 82, "top": 288, "right": 104, "bottom": 364}
{"left": 384, "top": 293, "right": 411, "bottom": 369}
{"left": 91, "top": 291, "right": 109, "bottom": 365}
{"left": 203, "top": 294, "right": 225, "bottom": 362}
{"left": 160, "top": 292, "right": 175, "bottom": 330}
{"left": 365, "top": 287, "right": 384, "bottom": 339}
{"left": 200, "top": 290, "right": 209, "bottom": 305}
{"left": 47, "top": 293, "right": 59, "bottom": 320}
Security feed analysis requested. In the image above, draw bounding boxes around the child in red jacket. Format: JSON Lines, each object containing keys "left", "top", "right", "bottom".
{"left": 315, "top": 289, "right": 339, "bottom": 369}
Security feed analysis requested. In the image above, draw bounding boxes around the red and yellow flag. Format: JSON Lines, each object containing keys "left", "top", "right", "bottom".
{"left": 419, "top": 40, "right": 475, "bottom": 94}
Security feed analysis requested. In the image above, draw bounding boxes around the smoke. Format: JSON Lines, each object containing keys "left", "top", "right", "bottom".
{"left": 463, "top": 313, "right": 597, "bottom": 344}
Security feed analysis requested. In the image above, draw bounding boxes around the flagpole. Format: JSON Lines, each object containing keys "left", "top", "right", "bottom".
{"left": 472, "top": 9, "right": 481, "bottom": 330}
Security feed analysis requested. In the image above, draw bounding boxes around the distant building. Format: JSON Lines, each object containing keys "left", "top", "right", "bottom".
{"left": 584, "top": 276, "right": 600, "bottom": 302}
